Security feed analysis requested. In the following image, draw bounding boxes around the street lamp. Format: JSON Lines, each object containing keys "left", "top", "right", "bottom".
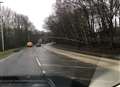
{"left": 0, "top": 1, "right": 4, "bottom": 52}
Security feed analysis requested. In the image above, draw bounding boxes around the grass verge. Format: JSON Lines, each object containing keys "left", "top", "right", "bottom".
{"left": 52, "top": 44, "right": 120, "bottom": 60}
{"left": 0, "top": 48, "right": 22, "bottom": 59}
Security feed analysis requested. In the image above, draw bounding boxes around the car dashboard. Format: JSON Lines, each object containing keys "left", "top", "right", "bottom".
{"left": 0, "top": 76, "right": 87, "bottom": 87}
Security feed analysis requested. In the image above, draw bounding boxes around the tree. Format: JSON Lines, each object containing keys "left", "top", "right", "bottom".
{"left": 0, "top": 6, "right": 41, "bottom": 50}
{"left": 44, "top": 0, "right": 120, "bottom": 48}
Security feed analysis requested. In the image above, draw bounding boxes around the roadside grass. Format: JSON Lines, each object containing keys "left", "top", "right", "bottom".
{"left": 0, "top": 48, "right": 23, "bottom": 59}
{"left": 52, "top": 44, "right": 120, "bottom": 60}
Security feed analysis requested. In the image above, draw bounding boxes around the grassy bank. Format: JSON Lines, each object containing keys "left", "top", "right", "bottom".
{"left": 53, "top": 44, "right": 120, "bottom": 60}
{"left": 0, "top": 48, "right": 22, "bottom": 59}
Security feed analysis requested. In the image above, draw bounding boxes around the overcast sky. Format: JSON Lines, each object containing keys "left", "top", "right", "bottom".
{"left": 2, "top": 0, "right": 55, "bottom": 31}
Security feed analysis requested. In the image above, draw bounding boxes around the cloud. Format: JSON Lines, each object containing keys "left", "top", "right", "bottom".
{"left": 2, "top": 0, "right": 55, "bottom": 30}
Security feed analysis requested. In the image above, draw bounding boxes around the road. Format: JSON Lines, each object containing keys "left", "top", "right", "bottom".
{"left": 0, "top": 45, "right": 96, "bottom": 86}
{"left": 44, "top": 44, "right": 120, "bottom": 87}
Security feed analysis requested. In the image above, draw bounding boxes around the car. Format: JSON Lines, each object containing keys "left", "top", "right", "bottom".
{"left": 27, "top": 42, "right": 33, "bottom": 47}
{"left": 36, "top": 43, "right": 41, "bottom": 47}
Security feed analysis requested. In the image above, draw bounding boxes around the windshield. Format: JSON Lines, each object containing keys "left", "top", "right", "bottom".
{"left": 0, "top": 0, "right": 120, "bottom": 87}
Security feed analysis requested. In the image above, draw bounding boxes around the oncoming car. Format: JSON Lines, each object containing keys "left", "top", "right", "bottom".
{"left": 27, "top": 42, "right": 33, "bottom": 47}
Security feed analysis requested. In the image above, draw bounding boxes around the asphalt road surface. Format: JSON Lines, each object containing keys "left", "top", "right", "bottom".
{"left": 0, "top": 45, "right": 97, "bottom": 86}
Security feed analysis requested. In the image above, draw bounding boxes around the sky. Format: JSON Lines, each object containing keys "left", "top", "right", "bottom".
{"left": 2, "top": 0, "right": 56, "bottom": 31}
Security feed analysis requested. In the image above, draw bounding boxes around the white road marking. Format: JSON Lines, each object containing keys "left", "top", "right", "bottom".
{"left": 35, "top": 57, "right": 47, "bottom": 75}
{"left": 42, "top": 70, "right": 46, "bottom": 74}
{"left": 35, "top": 57, "right": 56, "bottom": 87}
{"left": 35, "top": 60, "right": 94, "bottom": 83}
{"left": 36, "top": 57, "right": 42, "bottom": 67}
{"left": 35, "top": 55, "right": 87, "bottom": 86}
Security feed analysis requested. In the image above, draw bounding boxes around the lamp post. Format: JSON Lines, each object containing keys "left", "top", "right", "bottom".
{"left": 0, "top": 1, "right": 4, "bottom": 52}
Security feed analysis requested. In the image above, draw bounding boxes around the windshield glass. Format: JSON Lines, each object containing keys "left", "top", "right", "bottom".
{"left": 0, "top": 0, "right": 120, "bottom": 87}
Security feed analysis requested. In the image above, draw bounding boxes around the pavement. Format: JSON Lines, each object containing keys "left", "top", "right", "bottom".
{"left": 0, "top": 44, "right": 119, "bottom": 87}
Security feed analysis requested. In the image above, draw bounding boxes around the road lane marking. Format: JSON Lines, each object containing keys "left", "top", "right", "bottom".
{"left": 35, "top": 57, "right": 56, "bottom": 87}
{"left": 34, "top": 57, "right": 46, "bottom": 75}
{"left": 35, "top": 58, "right": 94, "bottom": 84}
{"left": 36, "top": 57, "right": 42, "bottom": 67}
{"left": 35, "top": 57, "right": 46, "bottom": 75}
{"left": 34, "top": 51, "right": 93, "bottom": 87}
{"left": 42, "top": 70, "right": 46, "bottom": 74}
